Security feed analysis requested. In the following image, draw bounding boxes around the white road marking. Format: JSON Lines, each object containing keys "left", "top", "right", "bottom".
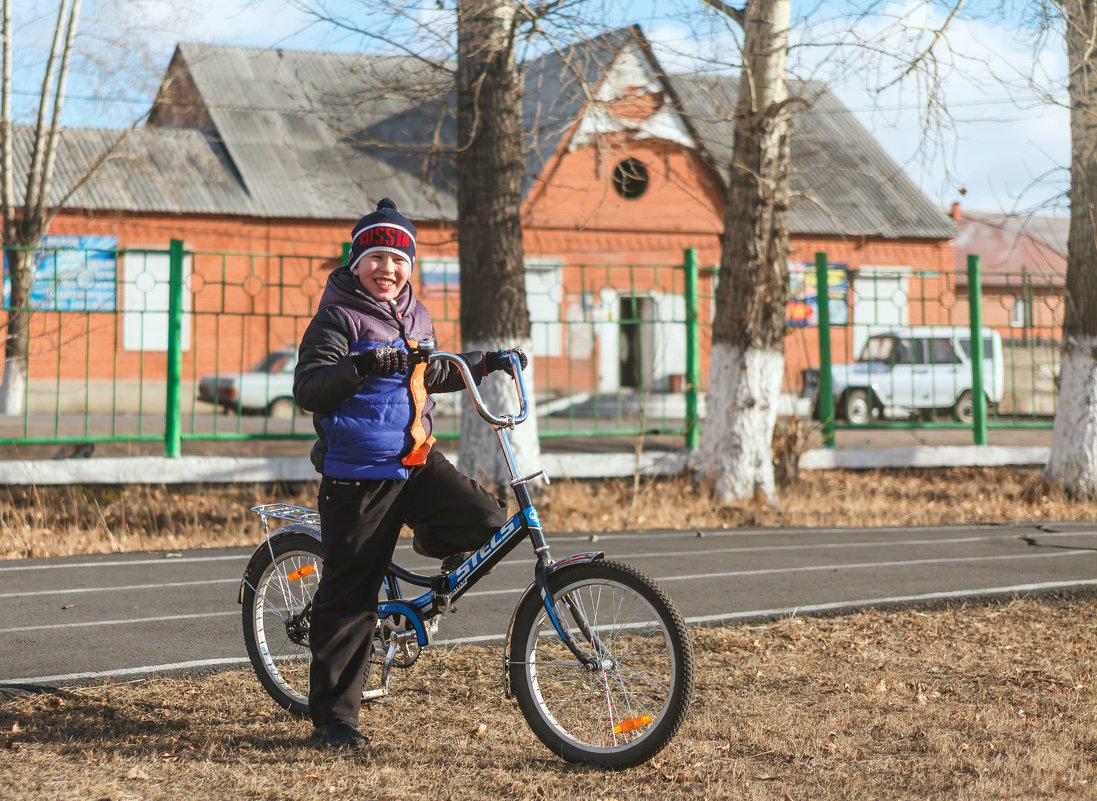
{"left": 7, "top": 577, "right": 1097, "bottom": 686}
{"left": 0, "top": 578, "right": 240, "bottom": 599}
{"left": 0, "top": 554, "right": 247, "bottom": 572}
{"left": 2, "top": 548, "right": 1092, "bottom": 634}
{"left": 2, "top": 533, "right": 1062, "bottom": 596}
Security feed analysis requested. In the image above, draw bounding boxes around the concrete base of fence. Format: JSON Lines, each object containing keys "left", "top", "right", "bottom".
{"left": 799, "top": 445, "right": 1051, "bottom": 471}
{"left": 0, "top": 445, "right": 1051, "bottom": 485}
{"left": 0, "top": 451, "right": 693, "bottom": 485}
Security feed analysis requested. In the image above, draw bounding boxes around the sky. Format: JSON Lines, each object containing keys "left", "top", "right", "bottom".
{"left": 8, "top": 0, "right": 1070, "bottom": 218}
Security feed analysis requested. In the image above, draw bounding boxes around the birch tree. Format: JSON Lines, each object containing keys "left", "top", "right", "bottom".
{"left": 0, "top": 0, "right": 163, "bottom": 414}
{"left": 0, "top": 0, "right": 87, "bottom": 414}
{"left": 688, "top": 0, "right": 969, "bottom": 504}
{"left": 694, "top": 0, "right": 793, "bottom": 504}
{"left": 452, "top": 0, "right": 541, "bottom": 485}
{"left": 1044, "top": 0, "right": 1097, "bottom": 497}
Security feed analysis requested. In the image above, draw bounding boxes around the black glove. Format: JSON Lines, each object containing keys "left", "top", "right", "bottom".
{"left": 353, "top": 346, "right": 408, "bottom": 378}
{"left": 485, "top": 348, "right": 528, "bottom": 376}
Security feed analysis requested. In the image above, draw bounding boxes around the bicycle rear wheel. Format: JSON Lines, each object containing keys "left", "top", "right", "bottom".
{"left": 240, "top": 533, "right": 322, "bottom": 717}
{"left": 507, "top": 560, "right": 694, "bottom": 768}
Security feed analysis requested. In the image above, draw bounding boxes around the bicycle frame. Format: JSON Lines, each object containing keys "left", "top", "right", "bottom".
{"left": 376, "top": 343, "right": 605, "bottom": 663}
{"left": 243, "top": 343, "right": 606, "bottom": 674}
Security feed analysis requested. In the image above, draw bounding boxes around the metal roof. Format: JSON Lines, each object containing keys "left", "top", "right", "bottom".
{"left": 26, "top": 27, "right": 952, "bottom": 241}
{"left": 10, "top": 125, "right": 256, "bottom": 215}
{"left": 669, "top": 74, "right": 955, "bottom": 239}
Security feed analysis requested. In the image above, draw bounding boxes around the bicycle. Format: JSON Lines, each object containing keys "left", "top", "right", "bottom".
{"left": 238, "top": 341, "right": 694, "bottom": 768}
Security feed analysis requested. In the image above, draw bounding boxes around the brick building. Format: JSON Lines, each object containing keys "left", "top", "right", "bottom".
{"left": 5, "top": 26, "right": 954, "bottom": 409}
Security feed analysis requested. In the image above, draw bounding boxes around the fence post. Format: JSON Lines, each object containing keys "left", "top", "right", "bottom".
{"left": 967, "top": 254, "right": 988, "bottom": 445}
{"left": 814, "top": 252, "right": 836, "bottom": 448}
{"left": 683, "top": 248, "right": 701, "bottom": 450}
{"left": 165, "top": 239, "right": 184, "bottom": 458}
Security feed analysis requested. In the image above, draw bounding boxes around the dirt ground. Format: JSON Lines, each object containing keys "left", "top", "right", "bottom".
{"left": 3, "top": 598, "right": 1097, "bottom": 800}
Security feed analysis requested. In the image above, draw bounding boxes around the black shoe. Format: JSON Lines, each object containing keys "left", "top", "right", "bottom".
{"left": 441, "top": 551, "right": 472, "bottom": 573}
{"left": 309, "top": 721, "right": 370, "bottom": 750}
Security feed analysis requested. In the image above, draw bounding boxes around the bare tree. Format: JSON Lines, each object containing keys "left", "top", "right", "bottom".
{"left": 1044, "top": 0, "right": 1097, "bottom": 497}
{"left": 293, "top": 0, "right": 549, "bottom": 484}
{"left": 453, "top": 0, "right": 540, "bottom": 484}
{"left": 0, "top": 0, "right": 159, "bottom": 414}
{"left": 693, "top": 0, "right": 793, "bottom": 504}
{"left": 687, "top": 0, "right": 971, "bottom": 504}
{"left": 0, "top": 0, "right": 88, "bottom": 414}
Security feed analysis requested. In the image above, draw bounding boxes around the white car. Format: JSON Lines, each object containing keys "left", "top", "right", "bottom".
{"left": 805, "top": 326, "right": 1005, "bottom": 424}
{"left": 197, "top": 350, "right": 300, "bottom": 417}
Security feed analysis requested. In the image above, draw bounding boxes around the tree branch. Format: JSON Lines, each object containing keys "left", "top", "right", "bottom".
{"left": 699, "top": 0, "right": 745, "bottom": 28}
{"left": 876, "top": 0, "right": 966, "bottom": 94}
{"left": 34, "top": 0, "right": 82, "bottom": 230}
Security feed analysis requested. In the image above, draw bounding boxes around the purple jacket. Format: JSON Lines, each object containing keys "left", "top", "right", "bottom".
{"left": 294, "top": 266, "right": 486, "bottom": 479}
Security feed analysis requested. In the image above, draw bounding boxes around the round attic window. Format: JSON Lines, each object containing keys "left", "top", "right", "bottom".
{"left": 612, "top": 158, "right": 649, "bottom": 199}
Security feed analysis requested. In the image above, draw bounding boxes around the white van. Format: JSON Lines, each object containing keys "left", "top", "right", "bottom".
{"left": 806, "top": 326, "right": 1005, "bottom": 424}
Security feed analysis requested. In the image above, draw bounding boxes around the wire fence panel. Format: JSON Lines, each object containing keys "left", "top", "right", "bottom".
{"left": 803, "top": 262, "right": 1062, "bottom": 432}
{"left": 421, "top": 260, "right": 707, "bottom": 440}
{"left": 0, "top": 243, "right": 1064, "bottom": 454}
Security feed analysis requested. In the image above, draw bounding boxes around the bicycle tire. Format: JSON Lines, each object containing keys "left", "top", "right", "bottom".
{"left": 507, "top": 560, "right": 694, "bottom": 768}
{"left": 240, "top": 532, "right": 323, "bottom": 717}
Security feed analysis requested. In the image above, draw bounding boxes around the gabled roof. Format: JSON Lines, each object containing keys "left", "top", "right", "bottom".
{"left": 10, "top": 125, "right": 256, "bottom": 215}
{"left": 33, "top": 26, "right": 952, "bottom": 241}
{"left": 167, "top": 43, "right": 458, "bottom": 220}
{"left": 669, "top": 74, "right": 955, "bottom": 239}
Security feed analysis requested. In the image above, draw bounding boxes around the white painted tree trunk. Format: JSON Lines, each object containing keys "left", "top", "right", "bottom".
{"left": 696, "top": 0, "right": 792, "bottom": 505}
{"left": 697, "top": 342, "right": 783, "bottom": 504}
{"left": 1043, "top": 338, "right": 1097, "bottom": 496}
{"left": 1045, "top": 3, "right": 1097, "bottom": 498}
{"left": 0, "top": 358, "right": 26, "bottom": 415}
{"left": 457, "top": 338, "right": 541, "bottom": 487}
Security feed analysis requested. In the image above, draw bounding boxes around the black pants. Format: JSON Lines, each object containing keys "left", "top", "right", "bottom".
{"left": 308, "top": 449, "right": 507, "bottom": 727}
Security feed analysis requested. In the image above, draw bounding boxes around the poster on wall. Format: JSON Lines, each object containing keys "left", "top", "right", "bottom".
{"left": 787, "top": 260, "right": 848, "bottom": 327}
{"left": 3, "top": 235, "right": 118, "bottom": 311}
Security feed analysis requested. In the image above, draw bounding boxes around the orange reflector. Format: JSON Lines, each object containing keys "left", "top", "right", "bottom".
{"left": 286, "top": 564, "right": 316, "bottom": 582}
{"left": 613, "top": 715, "right": 653, "bottom": 735}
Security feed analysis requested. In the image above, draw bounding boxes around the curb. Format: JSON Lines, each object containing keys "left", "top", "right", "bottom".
{"left": 0, "top": 445, "right": 1049, "bottom": 485}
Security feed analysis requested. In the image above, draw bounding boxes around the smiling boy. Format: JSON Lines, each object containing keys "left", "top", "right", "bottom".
{"left": 292, "top": 198, "right": 525, "bottom": 749}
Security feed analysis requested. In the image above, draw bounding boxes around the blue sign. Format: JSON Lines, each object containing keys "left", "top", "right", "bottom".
{"left": 3, "top": 235, "right": 118, "bottom": 311}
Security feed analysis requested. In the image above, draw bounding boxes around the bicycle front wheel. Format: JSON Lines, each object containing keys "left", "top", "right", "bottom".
{"left": 508, "top": 560, "right": 694, "bottom": 768}
{"left": 240, "top": 532, "right": 322, "bottom": 717}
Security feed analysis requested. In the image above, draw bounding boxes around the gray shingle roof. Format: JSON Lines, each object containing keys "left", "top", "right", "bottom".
{"left": 11, "top": 125, "right": 256, "bottom": 215}
{"left": 29, "top": 27, "right": 952, "bottom": 241}
{"left": 669, "top": 74, "right": 955, "bottom": 239}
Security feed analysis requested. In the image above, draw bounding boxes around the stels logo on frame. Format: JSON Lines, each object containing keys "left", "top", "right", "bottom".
{"left": 358, "top": 226, "right": 412, "bottom": 250}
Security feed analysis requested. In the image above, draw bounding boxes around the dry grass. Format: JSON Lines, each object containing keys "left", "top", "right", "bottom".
{"left": 1, "top": 466, "right": 1095, "bottom": 559}
{"left": 3, "top": 598, "right": 1097, "bottom": 800}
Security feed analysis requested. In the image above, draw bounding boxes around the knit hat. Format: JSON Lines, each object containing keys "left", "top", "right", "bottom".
{"left": 348, "top": 198, "right": 417, "bottom": 270}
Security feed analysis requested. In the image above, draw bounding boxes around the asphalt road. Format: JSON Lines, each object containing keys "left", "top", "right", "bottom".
{"left": 3, "top": 521, "right": 1096, "bottom": 689}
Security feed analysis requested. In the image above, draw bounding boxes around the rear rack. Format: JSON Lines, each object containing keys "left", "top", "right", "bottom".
{"left": 250, "top": 503, "right": 320, "bottom": 527}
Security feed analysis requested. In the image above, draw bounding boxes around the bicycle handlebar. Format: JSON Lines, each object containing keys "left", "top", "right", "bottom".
{"left": 421, "top": 343, "right": 530, "bottom": 428}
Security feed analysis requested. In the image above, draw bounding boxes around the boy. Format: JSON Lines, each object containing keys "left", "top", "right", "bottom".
{"left": 293, "top": 198, "right": 526, "bottom": 749}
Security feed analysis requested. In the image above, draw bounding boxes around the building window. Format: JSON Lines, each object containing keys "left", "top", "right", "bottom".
{"left": 1011, "top": 296, "right": 1030, "bottom": 328}
{"left": 611, "top": 158, "right": 649, "bottom": 199}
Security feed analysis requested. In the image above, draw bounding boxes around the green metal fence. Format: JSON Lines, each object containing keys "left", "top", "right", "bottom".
{"left": 0, "top": 241, "right": 1063, "bottom": 457}
{"left": 808, "top": 253, "right": 1063, "bottom": 447}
